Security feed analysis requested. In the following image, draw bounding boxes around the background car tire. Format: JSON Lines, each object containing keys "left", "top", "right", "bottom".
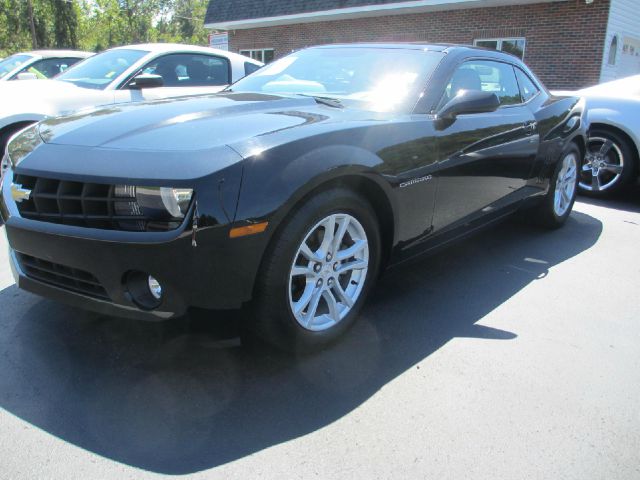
{"left": 531, "top": 143, "right": 580, "bottom": 229}
{"left": 244, "top": 187, "right": 381, "bottom": 353}
{"left": 579, "top": 129, "right": 637, "bottom": 197}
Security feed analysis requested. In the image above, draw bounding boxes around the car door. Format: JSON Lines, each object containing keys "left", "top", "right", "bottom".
{"left": 432, "top": 59, "right": 539, "bottom": 231}
{"left": 115, "top": 53, "right": 231, "bottom": 103}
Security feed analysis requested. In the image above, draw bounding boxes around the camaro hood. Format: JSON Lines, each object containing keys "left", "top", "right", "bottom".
{"left": 37, "top": 92, "right": 379, "bottom": 153}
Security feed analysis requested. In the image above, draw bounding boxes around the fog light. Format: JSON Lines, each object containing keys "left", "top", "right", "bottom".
{"left": 125, "top": 271, "right": 163, "bottom": 310}
{"left": 148, "top": 275, "right": 162, "bottom": 299}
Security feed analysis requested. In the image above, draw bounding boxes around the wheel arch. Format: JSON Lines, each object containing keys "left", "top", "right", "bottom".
{"left": 247, "top": 171, "right": 397, "bottom": 301}
{"left": 290, "top": 173, "right": 396, "bottom": 269}
{"left": 569, "top": 132, "right": 586, "bottom": 161}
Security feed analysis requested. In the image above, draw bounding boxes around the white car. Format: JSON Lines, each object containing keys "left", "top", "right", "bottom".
{"left": 0, "top": 43, "right": 263, "bottom": 155}
{"left": 0, "top": 50, "right": 93, "bottom": 81}
{"left": 554, "top": 75, "right": 640, "bottom": 196}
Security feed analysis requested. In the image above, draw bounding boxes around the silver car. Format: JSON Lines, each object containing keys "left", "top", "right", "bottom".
{"left": 554, "top": 75, "right": 640, "bottom": 196}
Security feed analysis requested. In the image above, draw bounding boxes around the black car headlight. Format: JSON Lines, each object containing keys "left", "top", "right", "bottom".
{"left": 135, "top": 186, "right": 193, "bottom": 219}
{"left": 114, "top": 185, "right": 193, "bottom": 224}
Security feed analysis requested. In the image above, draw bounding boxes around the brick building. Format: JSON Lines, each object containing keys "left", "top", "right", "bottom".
{"left": 205, "top": 0, "right": 640, "bottom": 90}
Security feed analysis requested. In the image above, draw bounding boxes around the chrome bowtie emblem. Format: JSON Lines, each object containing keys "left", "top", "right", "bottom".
{"left": 11, "top": 183, "right": 32, "bottom": 203}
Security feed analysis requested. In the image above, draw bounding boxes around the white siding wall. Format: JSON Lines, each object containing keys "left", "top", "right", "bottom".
{"left": 600, "top": 0, "right": 640, "bottom": 83}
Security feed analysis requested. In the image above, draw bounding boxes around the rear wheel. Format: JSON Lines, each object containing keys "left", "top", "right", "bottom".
{"left": 245, "top": 188, "right": 381, "bottom": 353}
{"left": 579, "top": 129, "right": 636, "bottom": 196}
{"left": 531, "top": 144, "right": 579, "bottom": 229}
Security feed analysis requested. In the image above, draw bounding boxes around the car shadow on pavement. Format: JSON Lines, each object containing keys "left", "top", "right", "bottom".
{"left": 577, "top": 183, "right": 640, "bottom": 214}
{"left": 0, "top": 211, "right": 602, "bottom": 474}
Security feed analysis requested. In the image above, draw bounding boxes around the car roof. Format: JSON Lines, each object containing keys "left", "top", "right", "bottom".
{"left": 110, "top": 43, "right": 263, "bottom": 64}
{"left": 314, "top": 43, "right": 453, "bottom": 52}
{"left": 312, "top": 42, "right": 523, "bottom": 59}
{"left": 21, "top": 50, "right": 94, "bottom": 58}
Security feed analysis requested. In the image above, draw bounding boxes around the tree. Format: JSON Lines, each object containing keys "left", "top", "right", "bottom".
{"left": 26, "top": 0, "right": 37, "bottom": 48}
{"left": 0, "top": 0, "right": 211, "bottom": 56}
{"left": 51, "top": 0, "right": 79, "bottom": 49}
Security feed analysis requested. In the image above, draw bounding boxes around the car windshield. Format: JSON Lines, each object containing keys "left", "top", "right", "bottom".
{"left": 56, "top": 48, "right": 148, "bottom": 90}
{"left": 230, "top": 47, "right": 445, "bottom": 112}
{"left": 0, "top": 54, "right": 34, "bottom": 79}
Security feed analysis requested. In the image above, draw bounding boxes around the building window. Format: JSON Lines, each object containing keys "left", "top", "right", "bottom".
{"left": 239, "top": 49, "right": 275, "bottom": 64}
{"left": 608, "top": 36, "right": 618, "bottom": 65}
{"left": 474, "top": 38, "right": 526, "bottom": 60}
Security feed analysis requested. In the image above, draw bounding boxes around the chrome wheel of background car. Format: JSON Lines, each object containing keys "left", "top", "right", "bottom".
{"left": 554, "top": 151, "right": 577, "bottom": 217}
{"left": 580, "top": 136, "right": 624, "bottom": 192}
{"left": 288, "top": 213, "right": 369, "bottom": 332}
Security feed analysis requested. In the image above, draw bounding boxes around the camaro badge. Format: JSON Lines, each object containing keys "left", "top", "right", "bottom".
{"left": 400, "top": 175, "right": 432, "bottom": 188}
{"left": 11, "top": 183, "right": 32, "bottom": 203}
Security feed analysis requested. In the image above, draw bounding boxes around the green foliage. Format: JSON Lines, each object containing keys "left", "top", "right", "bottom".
{"left": 0, "top": 0, "right": 210, "bottom": 57}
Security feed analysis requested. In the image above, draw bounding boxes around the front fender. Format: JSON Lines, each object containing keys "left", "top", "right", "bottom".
{"left": 227, "top": 142, "right": 397, "bottom": 302}
{"left": 235, "top": 143, "right": 395, "bottom": 227}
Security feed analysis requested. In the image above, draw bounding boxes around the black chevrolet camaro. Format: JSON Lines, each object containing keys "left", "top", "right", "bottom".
{"left": 1, "top": 44, "right": 586, "bottom": 351}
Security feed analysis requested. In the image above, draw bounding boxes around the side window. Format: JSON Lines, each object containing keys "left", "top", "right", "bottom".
{"left": 244, "top": 61, "right": 261, "bottom": 76}
{"left": 514, "top": 68, "right": 540, "bottom": 102}
{"left": 135, "top": 53, "right": 231, "bottom": 88}
{"left": 442, "top": 60, "right": 522, "bottom": 107}
{"left": 17, "top": 57, "right": 81, "bottom": 79}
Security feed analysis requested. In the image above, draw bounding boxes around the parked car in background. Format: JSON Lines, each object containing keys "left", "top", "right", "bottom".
{"left": 0, "top": 44, "right": 586, "bottom": 351}
{"left": 554, "top": 75, "right": 640, "bottom": 196}
{"left": 0, "top": 43, "right": 263, "bottom": 157}
{"left": 0, "top": 50, "right": 93, "bottom": 81}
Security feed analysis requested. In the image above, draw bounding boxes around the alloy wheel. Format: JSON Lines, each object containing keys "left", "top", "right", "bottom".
{"left": 580, "top": 136, "right": 624, "bottom": 192}
{"left": 288, "top": 213, "right": 369, "bottom": 331}
{"left": 554, "top": 151, "right": 577, "bottom": 217}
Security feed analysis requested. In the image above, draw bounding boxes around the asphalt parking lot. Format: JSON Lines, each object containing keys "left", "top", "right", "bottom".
{"left": 1, "top": 189, "right": 639, "bottom": 480}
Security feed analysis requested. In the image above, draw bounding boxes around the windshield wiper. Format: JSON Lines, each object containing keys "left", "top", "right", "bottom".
{"left": 296, "top": 94, "right": 344, "bottom": 108}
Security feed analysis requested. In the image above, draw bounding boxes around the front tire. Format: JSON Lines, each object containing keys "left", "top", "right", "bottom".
{"left": 532, "top": 144, "right": 579, "bottom": 229}
{"left": 245, "top": 188, "right": 381, "bottom": 353}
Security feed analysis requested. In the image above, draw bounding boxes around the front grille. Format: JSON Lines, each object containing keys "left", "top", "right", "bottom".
{"left": 13, "top": 174, "right": 176, "bottom": 231}
{"left": 17, "top": 252, "right": 110, "bottom": 300}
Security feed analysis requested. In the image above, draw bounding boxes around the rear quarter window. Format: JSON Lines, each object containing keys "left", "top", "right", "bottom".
{"left": 515, "top": 68, "right": 540, "bottom": 102}
{"left": 244, "top": 62, "right": 262, "bottom": 76}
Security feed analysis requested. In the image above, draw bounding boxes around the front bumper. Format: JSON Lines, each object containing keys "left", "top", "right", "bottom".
{"left": 8, "top": 248, "right": 175, "bottom": 320}
{"left": 1, "top": 167, "right": 267, "bottom": 321}
{"left": 4, "top": 219, "right": 265, "bottom": 320}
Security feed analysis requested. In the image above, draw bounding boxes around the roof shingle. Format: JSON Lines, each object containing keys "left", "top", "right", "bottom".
{"left": 205, "top": 0, "right": 410, "bottom": 25}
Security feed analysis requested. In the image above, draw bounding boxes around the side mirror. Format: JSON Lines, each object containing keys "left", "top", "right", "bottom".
{"left": 128, "top": 73, "right": 164, "bottom": 90}
{"left": 16, "top": 72, "right": 38, "bottom": 81}
{"left": 437, "top": 90, "right": 500, "bottom": 120}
